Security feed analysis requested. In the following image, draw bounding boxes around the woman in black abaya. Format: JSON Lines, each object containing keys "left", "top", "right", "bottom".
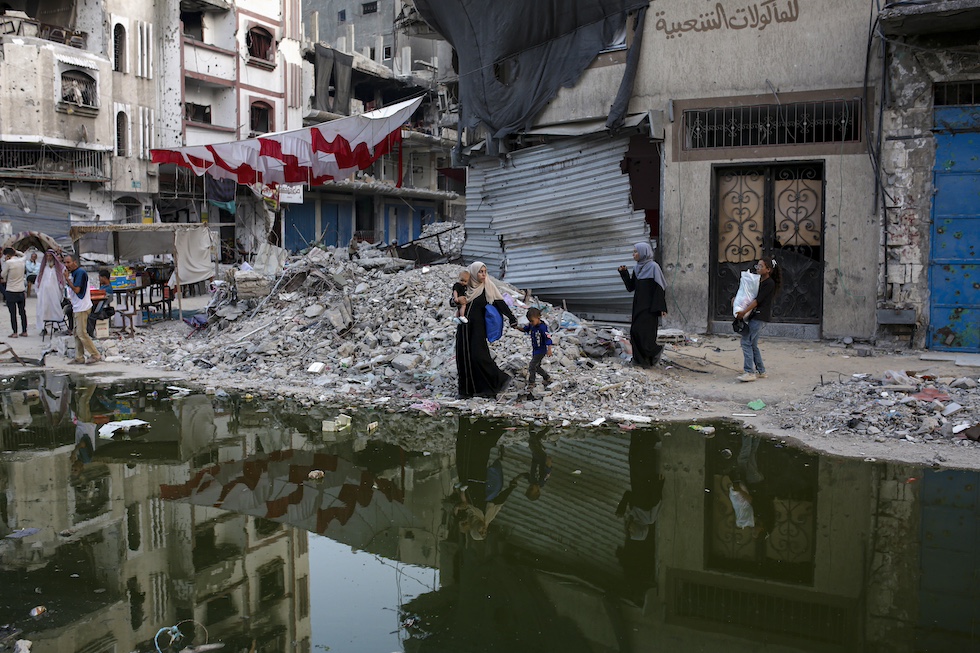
{"left": 618, "top": 242, "right": 668, "bottom": 368}
{"left": 453, "top": 261, "right": 518, "bottom": 398}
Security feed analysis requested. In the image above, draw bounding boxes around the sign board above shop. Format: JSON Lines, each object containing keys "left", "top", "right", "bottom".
{"left": 278, "top": 184, "right": 304, "bottom": 204}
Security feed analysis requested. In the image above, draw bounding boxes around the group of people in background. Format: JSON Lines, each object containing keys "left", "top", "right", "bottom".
{"left": 450, "top": 241, "right": 782, "bottom": 395}
{"left": 0, "top": 247, "right": 103, "bottom": 364}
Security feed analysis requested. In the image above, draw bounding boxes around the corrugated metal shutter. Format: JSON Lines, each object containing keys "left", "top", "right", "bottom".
{"left": 463, "top": 135, "right": 650, "bottom": 318}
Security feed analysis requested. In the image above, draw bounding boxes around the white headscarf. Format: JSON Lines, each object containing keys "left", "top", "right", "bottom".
{"left": 465, "top": 261, "right": 504, "bottom": 303}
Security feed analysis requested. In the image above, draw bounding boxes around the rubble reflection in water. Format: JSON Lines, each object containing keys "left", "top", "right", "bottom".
{"left": 0, "top": 374, "right": 976, "bottom": 652}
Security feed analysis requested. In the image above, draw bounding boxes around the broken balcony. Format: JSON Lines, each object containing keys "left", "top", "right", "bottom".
{"left": 879, "top": 0, "right": 980, "bottom": 36}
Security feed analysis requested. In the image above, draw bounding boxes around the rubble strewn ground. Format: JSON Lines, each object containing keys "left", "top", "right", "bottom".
{"left": 6, "top": 247, "right": 977, "bottom": 469}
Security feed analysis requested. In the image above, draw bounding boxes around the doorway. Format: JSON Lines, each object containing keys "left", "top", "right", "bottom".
{"left": 711, "top": 163, "right": 824, "bottom": 327}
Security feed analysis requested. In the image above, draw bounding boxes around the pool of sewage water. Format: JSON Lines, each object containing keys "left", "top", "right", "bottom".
{"left": 0, "top": 373, "right": 976, "bottom": 653}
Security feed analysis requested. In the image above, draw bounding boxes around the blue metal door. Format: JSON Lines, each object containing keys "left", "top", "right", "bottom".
{"left": 320, "top": 203, "right": 339, "bottom": 248}
{"left": 284, "top": 202, "right": 315, "bottom": 252}
{"left": 930, "top": 107, "right": 980, "bottom": 351}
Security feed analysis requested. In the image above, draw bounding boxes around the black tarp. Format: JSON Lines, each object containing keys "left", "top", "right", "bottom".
{"left": 414, "top": 0, "right": 649, "bottom": 153}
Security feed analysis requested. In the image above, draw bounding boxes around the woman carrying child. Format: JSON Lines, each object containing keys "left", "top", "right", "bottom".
{"left": 452, "top": 262, "right": 518, "bottom": 398}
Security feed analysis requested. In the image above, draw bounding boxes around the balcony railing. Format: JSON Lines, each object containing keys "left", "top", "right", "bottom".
{"left": 0, "top": 145, "right": 108, "bottom": 182}
{"left": 0, "top": 13, "right": 88, "bottom": 49}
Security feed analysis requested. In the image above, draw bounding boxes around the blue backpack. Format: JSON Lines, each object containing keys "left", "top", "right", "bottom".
{"left": 484, "top": 304, "right": 503, "bottom": 343}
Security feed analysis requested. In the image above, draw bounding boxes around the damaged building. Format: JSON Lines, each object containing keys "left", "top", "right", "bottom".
{"left": 0, "top": 0, "right": 165, "bottom": 244}
{"left": 877, "top": 0, "right": 980, "bottom": 353}
{"left": 282, "top": 0, "right": 462, "bottom": 253}
{"left": 412, "top": 0, "right": 900, "bottom": 342}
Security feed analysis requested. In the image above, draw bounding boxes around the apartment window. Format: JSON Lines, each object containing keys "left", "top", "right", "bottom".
{"left": 181, "top": 11, "right": 204, "bottom": 40}
{"left": 257, "top": 560, "right": 285, "bottom": 603}
{"left": 383, "top": 45, "right": 392, "bottom": 60}
{"left": 61, "top": 70, "right": 98, "bottom": 108}
{"left": 113, "top": 23, "right": 127, "bottom": 72}
{"left": 684, "top": 99, "right": 862, "bottom": 150}
{"left": 362, "top": 2, "right": 378, "bottom": 14}
{"left": 116, "top": 111, "right": 129, "bottom": 156}
{"left": 247, "top": 26, "right": 274, "bottom": 61}
{"left": 338, "top": 9, "right": 346, "bottom": 22}
{"left": 250, "top": 101, "right": 272, "bottom": 135}
{"left": 184, "top": 102, "right": 212, "bottom": 124}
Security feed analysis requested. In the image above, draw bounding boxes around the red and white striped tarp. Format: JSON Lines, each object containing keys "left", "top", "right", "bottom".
{"left": 151, "top": 96, "right": 423, "bottom": 186}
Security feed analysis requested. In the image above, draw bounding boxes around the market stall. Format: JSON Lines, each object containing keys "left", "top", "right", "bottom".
{"left": 70, "top": 223, "right": 217, "bottom": 322}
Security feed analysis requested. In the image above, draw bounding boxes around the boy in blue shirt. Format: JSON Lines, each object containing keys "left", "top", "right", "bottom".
{"left": 520, "top": 307, "right": 553, "bottom": 395}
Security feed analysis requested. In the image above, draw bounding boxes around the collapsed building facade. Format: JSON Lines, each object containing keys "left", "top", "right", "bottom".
{"left": 280, "top": 0, "right": 462, "bottom": 253}
{"left": 410, "top": 0, "right": 977, "bottom": 354}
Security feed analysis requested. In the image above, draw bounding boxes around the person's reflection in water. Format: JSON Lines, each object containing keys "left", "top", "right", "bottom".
{"left": 418, "top": 417, "right": 593, "bottom": 652}
{"left": 454, "top": 422, "right": 521, "bottom": 542}
{"left": 616, "top": 431, "right": 665, "bottom": 601}
{"left": 523, "top": 429, "right": 552, "bottom": 501}
{"left": 721, "top": 434, "right": 771, "bottom": 542}
{"left": 69, "top": 383, "right": 98, "bottom": 480}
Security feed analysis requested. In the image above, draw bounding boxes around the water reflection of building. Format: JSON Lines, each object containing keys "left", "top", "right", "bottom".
{"left": 407, "top": 420, "right": 980, "bottom": 652}
{"left": 0, "top": 376, "right": 311, "bottom": 652}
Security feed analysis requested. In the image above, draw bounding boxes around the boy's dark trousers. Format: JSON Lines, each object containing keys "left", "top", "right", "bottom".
{"left": 528, "top": 353, "right": 551, "bottom": 385}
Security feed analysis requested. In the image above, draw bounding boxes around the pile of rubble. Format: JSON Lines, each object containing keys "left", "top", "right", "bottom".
{"left": 106, "top": 248, "right": 706, "bottom": 424}
{"left": 771, "top": 370, "right": 980, "bottom": 450}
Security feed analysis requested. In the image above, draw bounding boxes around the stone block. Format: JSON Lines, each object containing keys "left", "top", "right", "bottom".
{"left": 391, "top": 353, "right": 421, "bottom": 371}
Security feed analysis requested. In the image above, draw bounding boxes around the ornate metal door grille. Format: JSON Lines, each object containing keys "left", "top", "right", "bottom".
{"left": 711, "top": 164, "right": 824, "bottom": 324}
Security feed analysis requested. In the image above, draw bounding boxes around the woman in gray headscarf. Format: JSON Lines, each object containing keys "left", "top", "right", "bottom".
{"left": 618, "top": 242, "right": 667, "bottom": 368}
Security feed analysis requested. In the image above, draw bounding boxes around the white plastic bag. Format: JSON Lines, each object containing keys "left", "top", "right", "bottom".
{"left": 733, "top": 271, "right": 761, "bottom": 316}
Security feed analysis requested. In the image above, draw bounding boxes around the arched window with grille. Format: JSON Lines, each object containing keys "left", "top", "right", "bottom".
{"left": 113, "top": 23, "right": 127, "bottom": 72}
{"left": 60, "top": 70, "right": 97, "bottom": 107}
{"left": 116, "top": 111, "right": 129, "bottom": 157}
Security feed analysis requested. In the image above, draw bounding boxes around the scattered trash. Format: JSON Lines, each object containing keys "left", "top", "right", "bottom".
{"left": 14, "top": 641, "right": 30, "bottom": 653}
{"left": 720, "top": 448, "right": 732, "bottom": 459}
{"left": 409, "top": 400, "right": 441, "bottom": 416}
{"left": 610, "top": 412, "right": 653, "bottom": 424}
{"left": 911, "top": 387, "right": 951, "bottom": 402}
{"left": 308, "top": 470, "right": 325, "bottom": 481}
{"left": 4, "top": 528, "right": 40, "bottom": 539}
{"left": 952, "top": 423, "right": 972, "bottom": 434}
{"left": 881, "top": 370, "right": 916, "bottom": 386}
{"left": 941, "top": 402, "right": 963, "bottom": 417}
{"left": 367, "top": 421, "right": 379, "bottom": 433}
{"left": 321, "top": 414, "right": 352, "bottom": 431}
{"left": 731, "top": 413, "right": 757, "bottom": 417}
{"left": 747, "top": 400, "right": 766, "bottom": 411}
{"left": 571, "top": 469, "right": 582, "bottom": 475}
{"left": 588, "top": 417, "right": 606, "bottom": 427}
{"left": 98, "top": 419, "right": 150, "bottom": 439}
{"left": 307, "top": 362, "right": 326, "bottom": 374}
{"left": 689, "top": 424, "right": 716, "bottom": 437}
{"left": 28, "top": 606, "right": 46, "bottom": 618}
{"left": 618, "top": 423, "right": 637, "bottom": 430}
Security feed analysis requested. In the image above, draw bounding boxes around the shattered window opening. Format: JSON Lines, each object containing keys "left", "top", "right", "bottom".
{"left": 247, "top": 26, "right": 274, "bottom": 61}
{"left": 684, "top": 100, "right": 861, "bottom": 150}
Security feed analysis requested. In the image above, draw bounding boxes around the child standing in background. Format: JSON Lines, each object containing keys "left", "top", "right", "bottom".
{"left": 451, "top": 269, "right": 470, "bottom": 324}
{"left": 520, "top": 307, "right": 553, "bottom": 395}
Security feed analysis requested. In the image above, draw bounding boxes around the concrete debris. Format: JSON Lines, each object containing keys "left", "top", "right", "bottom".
{"left": 108, "top": 251, "right": 700, "bottom": 428}
{"left": 99, "top": 250, "right": 978, "bottom": 443}
{"left": 235, "top": 270, "right": 271, "bottom": 298}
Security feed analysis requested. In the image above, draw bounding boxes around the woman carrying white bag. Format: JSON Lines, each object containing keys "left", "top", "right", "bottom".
{"left": 734, "top": 258, "right": 781, "bottom": 382}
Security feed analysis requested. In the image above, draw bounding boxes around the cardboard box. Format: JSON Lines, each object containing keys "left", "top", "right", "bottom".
{"left": 95, "top": 319, "right": 110, "bottom": 338}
